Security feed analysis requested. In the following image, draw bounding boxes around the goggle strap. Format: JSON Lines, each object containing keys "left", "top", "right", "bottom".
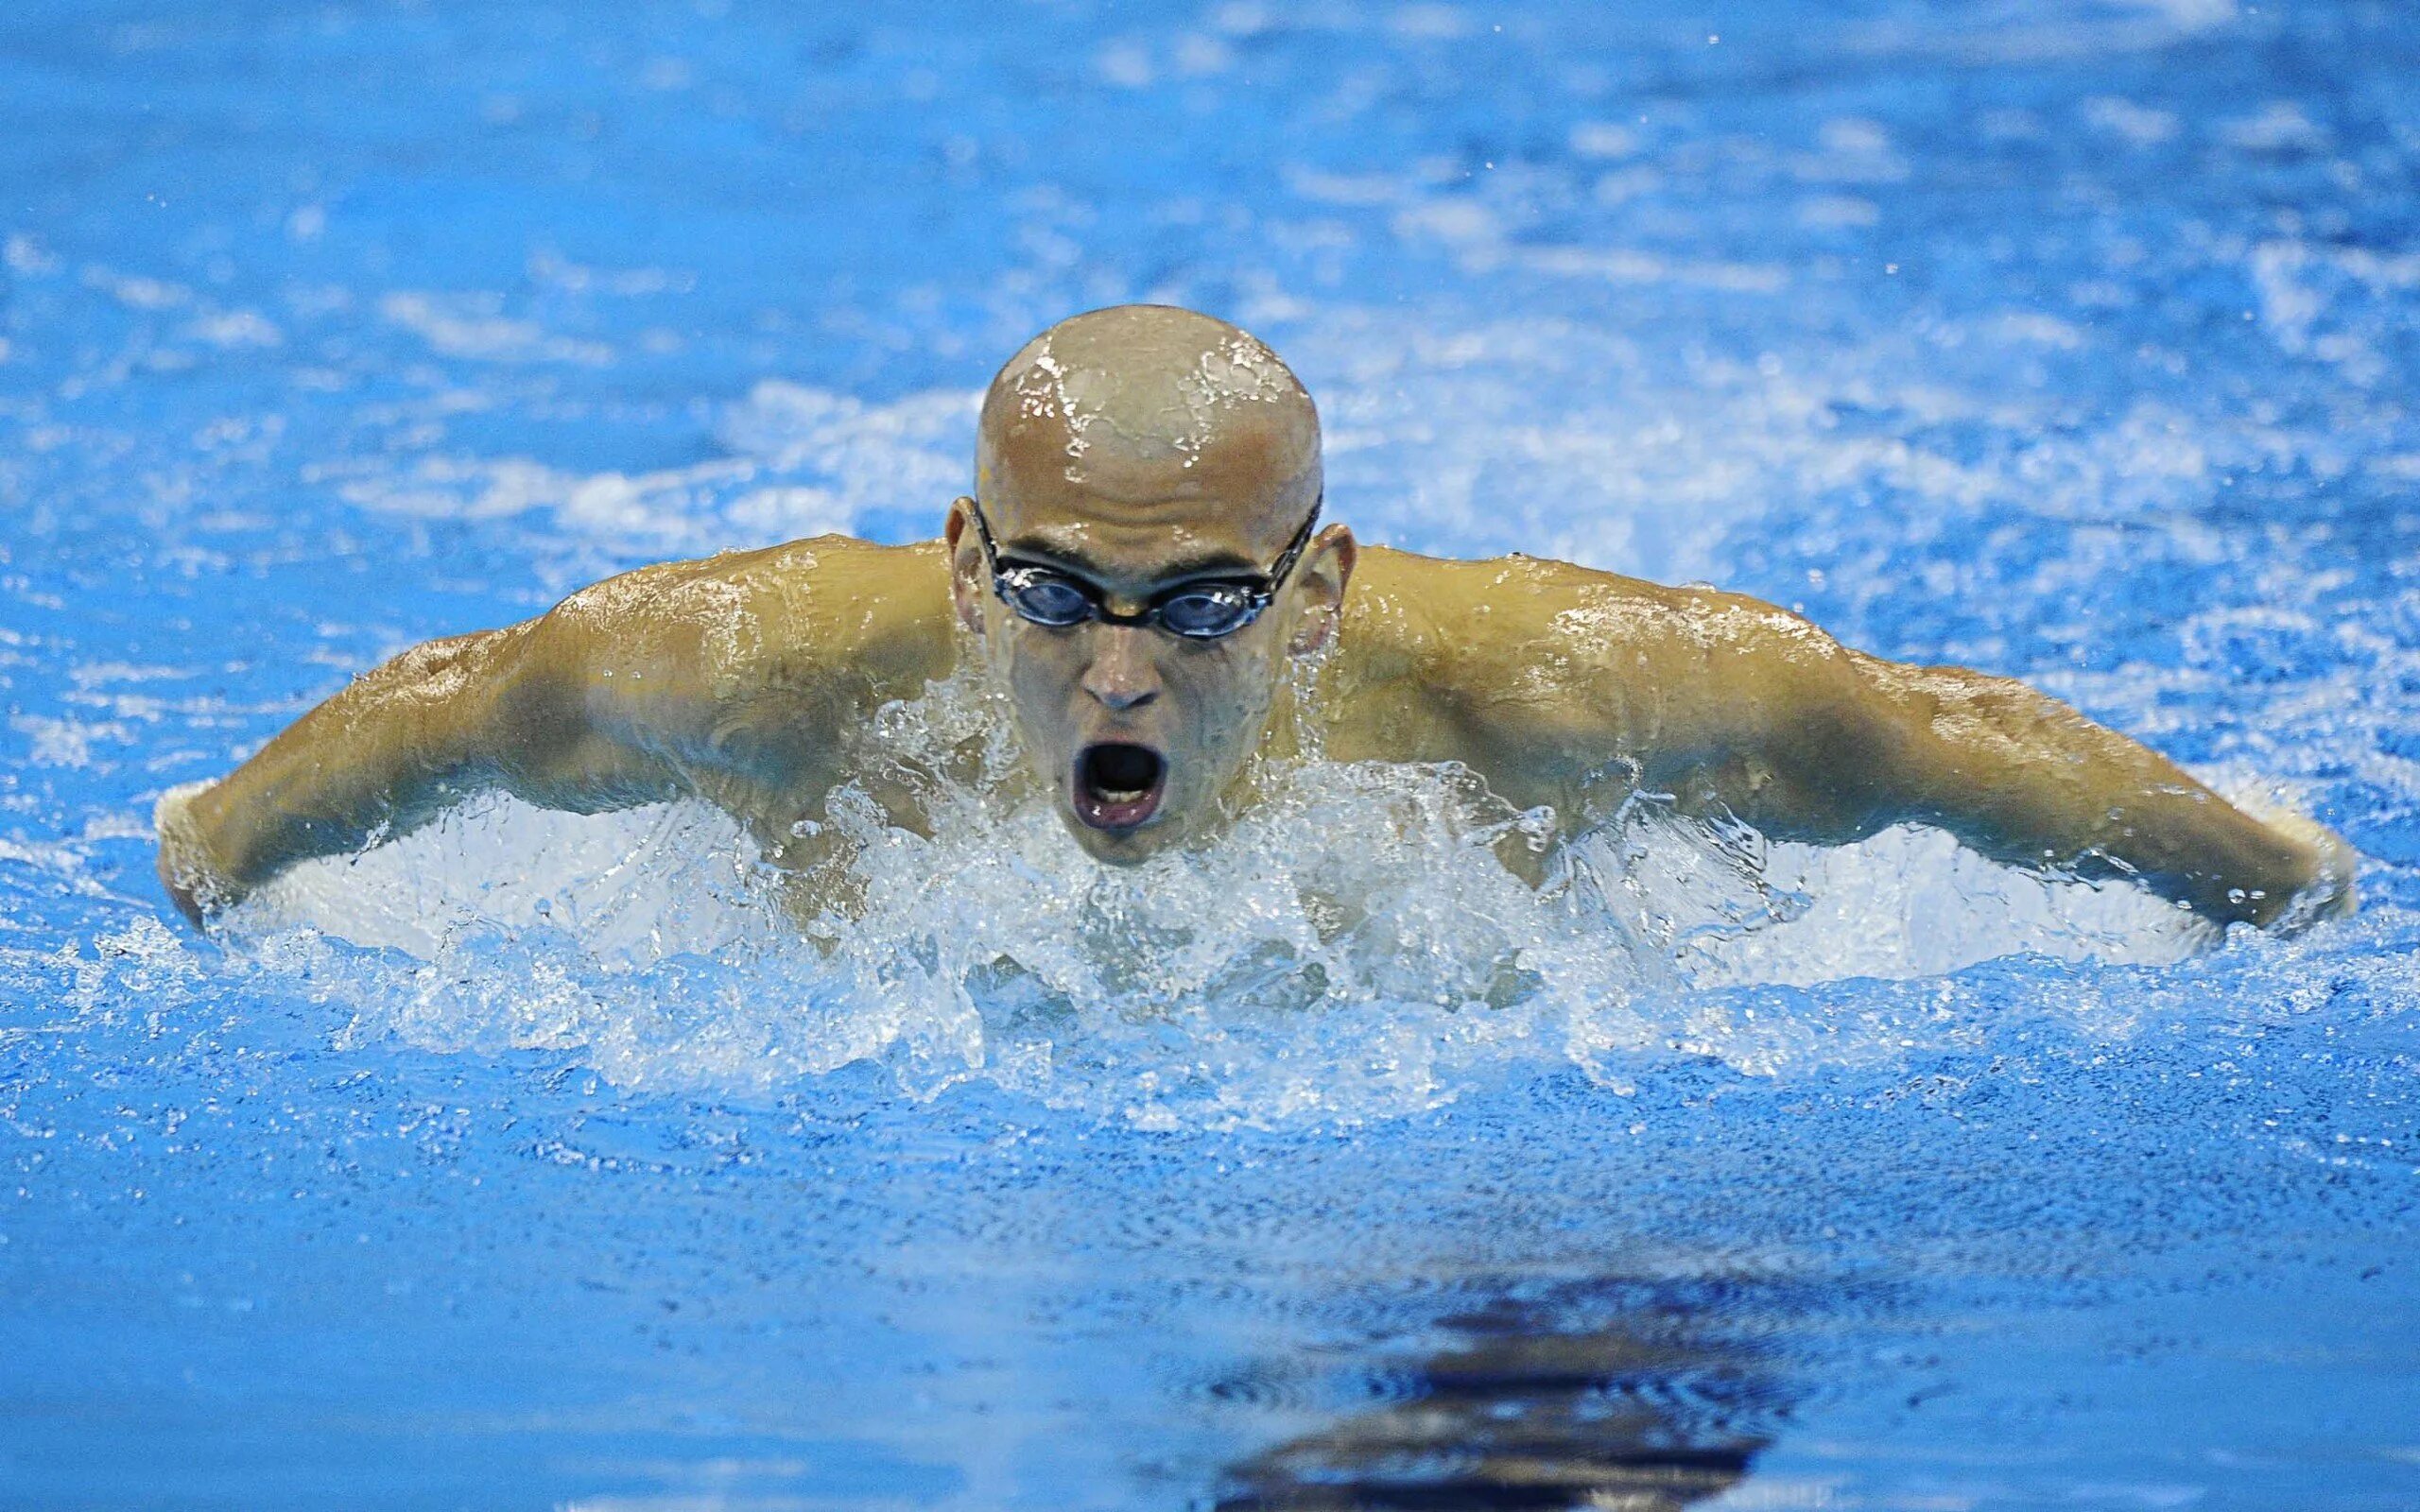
{"left": 1264, "top": 495, "right": 1324, "bottom": 588}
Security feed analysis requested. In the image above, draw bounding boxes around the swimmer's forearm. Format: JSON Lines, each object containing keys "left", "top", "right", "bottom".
{"left": 1865, "top": 663, "right": 2347, "bottom": 927}
{"left": 157, "top": 622, "right": 664, "bottom": 919}
{"left": 158, "top": 628, "right": 529, "bottom": 912}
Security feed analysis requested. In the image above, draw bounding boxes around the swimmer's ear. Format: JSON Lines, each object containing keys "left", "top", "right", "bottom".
{"left": 944, "top": 496, "right": 987, "bottom": 635}
{"left": 1288, "top": 524, "right": 1357, "bottom": 656}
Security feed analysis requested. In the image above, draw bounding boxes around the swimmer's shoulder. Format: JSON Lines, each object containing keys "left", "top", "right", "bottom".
{"left": 537, "top": 534, "right": 957, "bottom": 705}
{"left": 1335, "top": 544, "right": 1824, "bottom": 771}
{"left": 1344, "top": 544, "right": 1701, "bottom": 659}
{"left": 1328, "top": 546, "right": 1678, "bottom": 763}
{"left": 1348, "top": 543, "right": 1815, "bottom": 656}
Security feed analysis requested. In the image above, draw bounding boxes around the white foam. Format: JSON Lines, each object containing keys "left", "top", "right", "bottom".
{"left": 228, "top": 667, "right": 2218, "bottom": 1125}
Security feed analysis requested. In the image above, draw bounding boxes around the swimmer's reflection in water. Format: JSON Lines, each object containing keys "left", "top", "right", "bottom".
{"left": 1214, "top": 1277, "right": 1783, "bottom": 1512}
{"left": 158, "top": 304, "right": 2355, "bottom": 936}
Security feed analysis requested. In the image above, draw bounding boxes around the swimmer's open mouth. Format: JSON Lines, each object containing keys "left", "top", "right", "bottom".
{"left": 1074, "top": 742, "right": 1167, "bottom": 833}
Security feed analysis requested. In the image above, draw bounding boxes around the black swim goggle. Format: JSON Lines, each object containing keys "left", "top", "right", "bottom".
{"left": 965, "top": 493, "right": 1322, "bottom": 641}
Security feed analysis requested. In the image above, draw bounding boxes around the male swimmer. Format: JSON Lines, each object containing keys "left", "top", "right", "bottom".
{"left": 156, "top": 304, "right": 2355, "bottom": 932}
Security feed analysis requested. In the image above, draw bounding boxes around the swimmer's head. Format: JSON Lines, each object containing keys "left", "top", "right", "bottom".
{"left": 945, "top": 304, "right": 1357, "bottom": 864}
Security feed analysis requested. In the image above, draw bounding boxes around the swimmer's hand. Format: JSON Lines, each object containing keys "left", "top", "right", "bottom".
{"left": 2245, "top": 804, "right": 2358, "bottom": 931}
{"left": 154, "top": 780, "right": 225, "bottom": 929}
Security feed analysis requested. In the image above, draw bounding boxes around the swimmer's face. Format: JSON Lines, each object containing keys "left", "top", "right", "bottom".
{"left": 945, "top": 307, "right": 1353, "bottom": 863}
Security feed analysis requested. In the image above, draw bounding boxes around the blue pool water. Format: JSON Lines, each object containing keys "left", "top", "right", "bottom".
{"left": 6, "top": 0, "right": 2420, "bottom": 1506}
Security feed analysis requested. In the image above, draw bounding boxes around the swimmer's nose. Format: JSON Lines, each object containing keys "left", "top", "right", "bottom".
{"left": 1081, "top": 625, "right": 1162, "bottom": 712}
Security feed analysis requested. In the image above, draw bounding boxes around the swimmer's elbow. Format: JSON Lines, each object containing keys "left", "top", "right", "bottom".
{"left": 1715, "top": 639, "right": 1927, "bottom": 844}
{"left": 485, "top": 613, "right": 688, "bottom": 811}
{"left": 1753, "top": 651, "right": 2074, "bottom": 847}
{"left": 1757, "top": 691, "right": 1922, "bottom": 844}
{"left": 1838, "top": 659, "right": 2052, "bottom": 819}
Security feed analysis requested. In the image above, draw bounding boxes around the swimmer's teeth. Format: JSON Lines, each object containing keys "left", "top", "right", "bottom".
{"left": 1082, "top": 745, "right": 1164, "bottom": 802}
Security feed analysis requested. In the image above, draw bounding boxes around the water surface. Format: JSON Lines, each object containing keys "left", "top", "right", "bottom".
{"left": 3, "top": 1, "right": 2417, "bottom": 1506}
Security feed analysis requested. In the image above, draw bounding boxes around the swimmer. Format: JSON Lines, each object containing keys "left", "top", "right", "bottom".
{"left": 155, "top": 304, "right": 2356, "bottom": 933}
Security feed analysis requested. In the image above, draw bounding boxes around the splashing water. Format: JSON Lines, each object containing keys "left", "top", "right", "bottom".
{"left": 225, "top": 658, "right": 2214, "bottom": 1126}
{"left": 8, "top": 1, "right": 2419, "bottom": 1505}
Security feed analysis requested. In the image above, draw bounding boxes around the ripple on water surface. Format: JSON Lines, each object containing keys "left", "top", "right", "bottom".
{"left": 3, "top": 0, "right": 2419, "bottom": 1504}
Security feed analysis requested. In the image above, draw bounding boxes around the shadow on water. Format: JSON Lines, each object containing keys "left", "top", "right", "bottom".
{"left": 1214, "top": 1274, "right": 1796, "bottom": 1512}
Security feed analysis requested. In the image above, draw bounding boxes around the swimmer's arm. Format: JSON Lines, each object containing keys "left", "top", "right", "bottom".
{"left": 154, "top": 599, "right": 701, "bottom": 926}
{"left": 1637, "top": 603, "right": 2353, "bottom": 928}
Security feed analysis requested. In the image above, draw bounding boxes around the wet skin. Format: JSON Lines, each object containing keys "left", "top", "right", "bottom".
{"left": 157, "top": 305, "right": 2356, "bottom": 932}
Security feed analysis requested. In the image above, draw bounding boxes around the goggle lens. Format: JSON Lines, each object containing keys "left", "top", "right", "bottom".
{"left": 1153, "top": 588, "right": 1256, "bottom": 638}
{"left": 999, "top": 573, "right": 1095, "bottom": 627}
